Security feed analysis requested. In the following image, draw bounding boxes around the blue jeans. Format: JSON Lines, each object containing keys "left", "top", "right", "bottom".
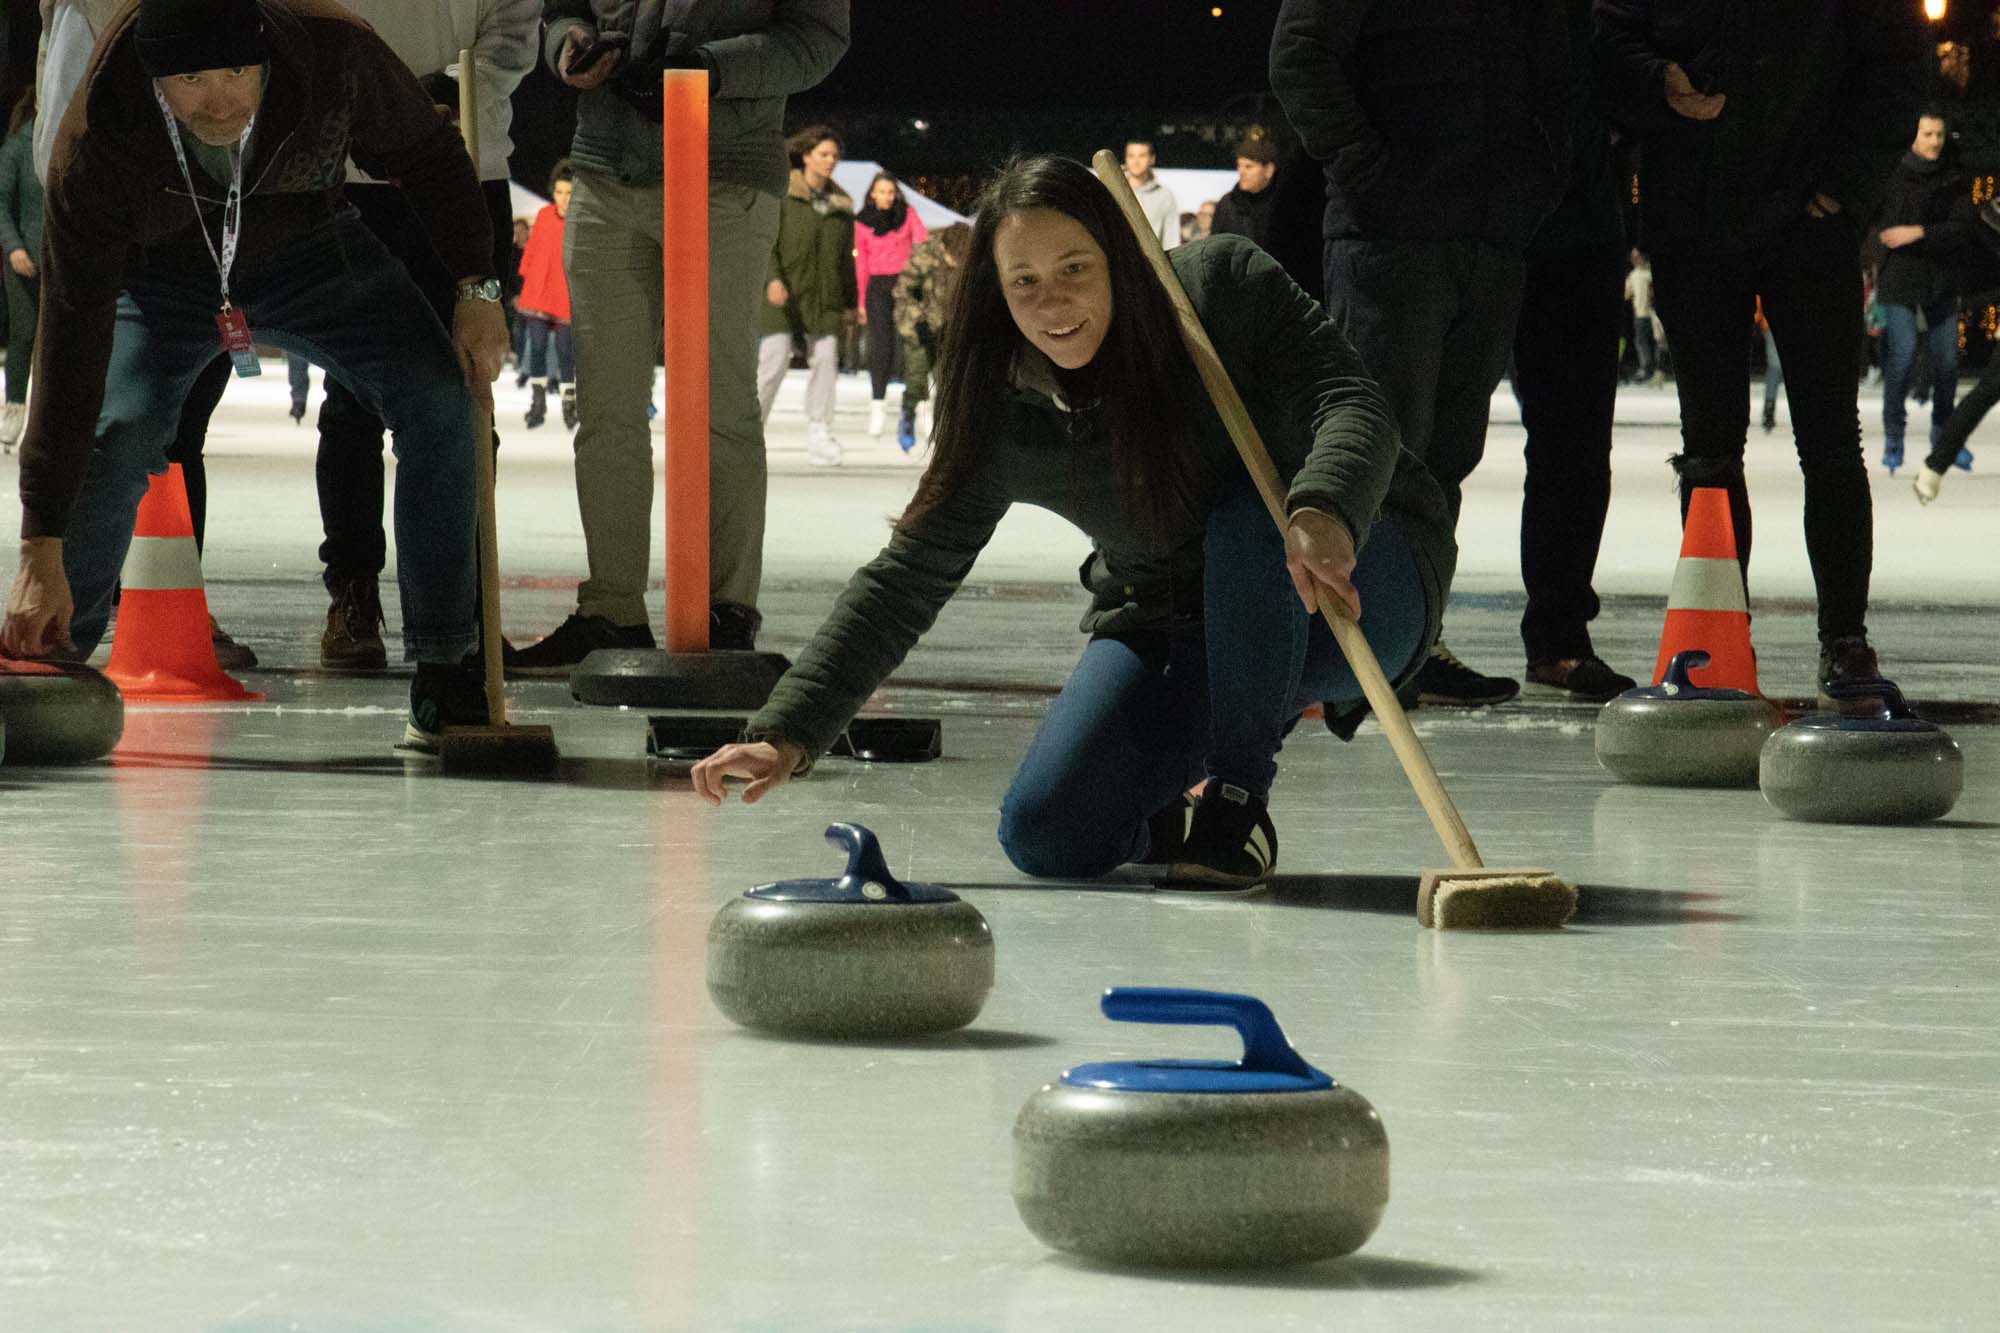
{"left": 997, "top": 479, "right": 1432, "bottom": 879}
{"left": 1880, "top": 298, "right": 1959, "bottom": 449}
{"left": 522, "top": 315, "right": 574, "bottom": 387}
{"left": 286, "top": 352, "right": 311, "bottom": 410}
{"left": 63, "top": 211, "right": 477, "bottom": 662}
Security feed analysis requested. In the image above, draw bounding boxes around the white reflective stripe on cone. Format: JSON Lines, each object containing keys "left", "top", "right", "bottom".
{"left": 1666, "top": 556, "right": 1747, "bottom": 614}
{"left": 119, "top": 536, "right": 206, "bottom": 592}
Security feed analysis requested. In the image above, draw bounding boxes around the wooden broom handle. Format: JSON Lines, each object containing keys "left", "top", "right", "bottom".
{"left": 1089, "top": 150, "right": 1483, "bottom": 872}
{"left": 461, "top": 52, "right": 507, "bottom": 726}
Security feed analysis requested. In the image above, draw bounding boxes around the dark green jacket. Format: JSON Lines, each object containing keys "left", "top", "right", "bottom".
{"left": 0, "top": 120, "right": 43, "bottom": 263}
{"left": 761, "top": 168, "right": 857, "bottom": 338}
{"left": 542, "top": 0, "right": 849, "bottom": 193}
{"left": 747, "top": 235, "right": 1457, "bottom": 759}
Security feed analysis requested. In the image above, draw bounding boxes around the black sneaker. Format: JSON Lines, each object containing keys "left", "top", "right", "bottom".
{"left": 399, "top": 661, "right": 490, "bottom": 755}
{"left": 1159, "top": 782, "right": 1277, "bottom": 891}
{"left": 1413, "top": 643, "right": 1519, "bottom": 707}
{"left": 711, "top": 600, "right": 763, "bottom": 652}
{"left": 1135, "top": 793, "right": 1194, "bottom": 866}
{"left": 1817, "top": 635, "right": 1882, "bottom": 708}
{"left": 508, "top": 612, "right": 656, "bottom": 677}
{"left": 1526, "top": 655, "right": 1638, "bottom": 703}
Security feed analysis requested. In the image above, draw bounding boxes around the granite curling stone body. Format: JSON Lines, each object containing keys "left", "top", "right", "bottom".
{"left": 1595, "top": 650, "right": 1783, "bottom": 787}
{"left": 0, "top": 657, "right": 125, "bottom": 766}
{"left": 706, "top": 822, "right": 993, "bottom": 1037}
{"left": 1759, "top": 678, "right": 1963, "bottom": 824}
{"left": 1012, "top": 988, "right": 1388, "bottom": 1268}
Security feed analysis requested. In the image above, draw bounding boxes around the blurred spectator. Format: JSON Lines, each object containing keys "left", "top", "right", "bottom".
{"left": 1123, "top": 139, "right": 1179, "bottom": 250}
{"left": 1197, "top": 199, "right": 1216, "bottom": 238}
{"left": 0, "top": 85, "right": 40, "bottom": 455}
{"left": 854, "top": 170, "right": 926, "bottom": 442}
{"left": 286, "top": 353, "right": 313, "bottom": 424}
{"left": 890, "top": 220, "right": 971, "bottom": 458}
{"left": 1508, "top": 0, "right": 1636, "bottom": 704}
{"left": 506, "top": 214, "right": 529, "bottom": 366}
{"left": 1208, "top": 135, "right": 1279, "bottom": 251}
{"left": 520, "top": 1, "right": 848, "bottom": 670}
{"left": 516, "top": 159, "right": 576, "bottom": 431}
{"left": 1273, "top": 0, "right": 1569, "bottom": 709}
{"left": 1875, "top": 109, "right": 1977, "bottom": 475}
{"left": 1625, "top": 248, "right": 1661, "bottom": 383}
{"left": 1758, "top": 302, "right": 1782, "bottom": 433}
{"left": 757, "top": 126, "right": 858, "bottom": 466}
{"left": 1595, "top": 0, "right": 1926, "bottom": 699}
{"left": 1178, "top": 211, "right": 1198, "bottom": 244}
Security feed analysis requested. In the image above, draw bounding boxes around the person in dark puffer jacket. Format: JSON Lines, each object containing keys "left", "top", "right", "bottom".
{"left": 1594, "top": 0, "right": 1926, "bottom": 703}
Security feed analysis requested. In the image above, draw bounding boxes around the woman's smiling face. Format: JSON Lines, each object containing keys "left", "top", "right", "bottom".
{"left": 994, "top": 209, "right": 1113, "bottom": 371}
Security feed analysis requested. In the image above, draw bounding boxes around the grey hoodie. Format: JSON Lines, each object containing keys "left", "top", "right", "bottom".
{"left": 542, "top": 0, "right": 849, "bottom": 193}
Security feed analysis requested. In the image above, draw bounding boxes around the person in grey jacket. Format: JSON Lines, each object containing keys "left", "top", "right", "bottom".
{"left": 691, "top": 156, "right": 1457, "bottom": 890}
{"left": 512, "top": 0, "right": 849, "bottom": 672}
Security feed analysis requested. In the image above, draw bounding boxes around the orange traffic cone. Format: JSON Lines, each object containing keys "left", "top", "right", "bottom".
{"left": 104, "top": 464, "right": 262, "bottom": 703}
{"left": 1651, "top": 486, "right": 1760, "bottom": 694}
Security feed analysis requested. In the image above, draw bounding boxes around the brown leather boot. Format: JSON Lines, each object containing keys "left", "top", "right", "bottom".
{"left": 321, "top": 575, "right": 388, "bottom": 671}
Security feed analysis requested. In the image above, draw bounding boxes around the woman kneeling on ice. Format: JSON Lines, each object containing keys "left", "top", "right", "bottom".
{"left": 693, "top": 155, "right": 1456, "bottom": 888}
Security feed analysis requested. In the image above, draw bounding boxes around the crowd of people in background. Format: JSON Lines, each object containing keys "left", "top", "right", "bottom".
{"left": 0, "top": 0, "right": 1986, "bottom": 767}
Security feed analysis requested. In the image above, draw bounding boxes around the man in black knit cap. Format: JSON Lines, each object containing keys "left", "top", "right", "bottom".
{"left": 1, "top": 0, "right": 511, "bottom": 753}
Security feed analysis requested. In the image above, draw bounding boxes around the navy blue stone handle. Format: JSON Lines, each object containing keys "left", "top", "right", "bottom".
{"left": 1661, "top": 650, "right": 1711, "bottom": 691}
{"left": 824, "top": 822, "right": 909, "bottom": 899}
{"left": 1100, "top": 987, "right": 1317, "bottom": 1079}
{"left": 1823, "top": 677, "right": 1914, "bottom": 719}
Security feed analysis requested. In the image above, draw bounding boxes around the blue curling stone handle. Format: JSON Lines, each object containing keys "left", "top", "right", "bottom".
{"left": 744, "top": 822, "right": 962, "bottom": 904}
{"left": 1060, "top": 987, "right": 1335, "bottom": 1094}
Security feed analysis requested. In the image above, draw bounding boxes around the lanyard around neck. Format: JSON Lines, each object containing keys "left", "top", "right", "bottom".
{"left": 154, "top": 87, "right": 255, "bottom": 309}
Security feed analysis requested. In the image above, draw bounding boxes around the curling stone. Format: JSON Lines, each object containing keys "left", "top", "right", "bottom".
{"left": 0, "top": 656, "right": 125, "bottom": 765}
{"left": 1011, "top": 988, "right": 1388, "bottom": 1268}
{"left": 706, "top": 822, "right": 993, "bottom": 1038}
{"left": 1595, "top": 649, "right": 1783, "bottom": 788}
{"left": 1759, "top": 678, "right": 1962, "bottom": 824}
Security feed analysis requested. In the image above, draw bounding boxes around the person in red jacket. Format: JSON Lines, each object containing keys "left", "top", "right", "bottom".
{"left": 516, "top": 160, "right": 576, "bottom": 430}
{"left": 854, "top": 171, "right": 926, "bottom": 444}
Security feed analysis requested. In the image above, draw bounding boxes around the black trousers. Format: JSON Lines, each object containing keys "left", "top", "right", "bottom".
{"left": 1932, "top": 349, "right": 1998, "bottom": 468}
{"left": 163, "top": 353, "right": 233, "bottom": 553}
{"left": 312, "top": 184, "right": 463, "bottom": 585}
{"left": 1653, "top": 212, "right": 1870, "bottom": 644}
{"left": 1323, "top": 237, "right": 1525, "bottom": 527}
{"left": 1512, "top": 243, "right": 1624, "bottom": 664}
{"left": 864, "top": 272, "right": 901, "bottom": 399}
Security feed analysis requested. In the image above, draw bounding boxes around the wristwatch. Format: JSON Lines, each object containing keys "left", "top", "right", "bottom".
{"left": 456, "top": 276, "right": 503, "bottom": 303}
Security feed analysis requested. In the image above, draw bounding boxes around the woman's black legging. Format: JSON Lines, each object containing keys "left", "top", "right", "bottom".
{"left": 1930, "top": 351, "right": 1998, "bottom": 471}
{"left": 865, "top": 272, "right": 900, "bottom": 399}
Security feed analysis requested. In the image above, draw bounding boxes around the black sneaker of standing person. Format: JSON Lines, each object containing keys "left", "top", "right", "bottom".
{"left": 1413, "top": 642, "right": 1519, "bottom": 707}
{"left": 1159, "top": 782, "right": 1278, "bottom": 891}
{"left": 710, "top": 600, "right": 763, "bottom": 651}
{"left": 1526, "top": 654, "right": 1638, "bottom": 703}
{"left": 1817, "top": 635, "right": 1883, "bottom": 708}
{"left": 561, "top": 385, "right": 578, "bottom": 430}
{"left": 525, "top": 384, "right": 547, "bottom": 429}
{"left": 507, "top": 612, "right": 657, "bottom": 677}
{"left": 399, "top": 660, "right": 490, "bottom": 755}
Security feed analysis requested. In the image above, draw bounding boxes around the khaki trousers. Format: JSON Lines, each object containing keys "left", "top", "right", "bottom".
{"left": 564, "top": 167, "right": 781, "bottom": 620}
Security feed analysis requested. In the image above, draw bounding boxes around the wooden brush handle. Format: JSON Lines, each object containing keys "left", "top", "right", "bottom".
{"left": 1089, "top": 150, "right": 1482, "bottom": 872}
{"left": 460, "top": 53, "right": 507, "bottom": 726}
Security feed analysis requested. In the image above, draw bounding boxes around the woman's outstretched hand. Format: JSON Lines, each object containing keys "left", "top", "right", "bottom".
{"left": 1285, "top": 507, "right": 1360, "bottom": 621}
{"left": 691, "top": 739, "right": 807, "bottom": 806}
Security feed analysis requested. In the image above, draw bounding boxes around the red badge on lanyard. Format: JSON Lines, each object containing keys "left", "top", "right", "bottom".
{"left": 157, "top": 86, "right": 261, "bottom": 377}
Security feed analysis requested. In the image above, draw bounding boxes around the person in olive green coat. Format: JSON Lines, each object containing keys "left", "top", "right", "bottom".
{"left": 697, "top": 156, "right": 1455, "bottom": 888}
{"left": 756, "top": 125, "right": 857, "bottom": 465}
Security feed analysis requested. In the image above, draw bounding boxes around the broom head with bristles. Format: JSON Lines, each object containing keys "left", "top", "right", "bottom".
{"left": 437, "top": 723, "right": 560, "bottom": 776}
{"left": 1417, "top": 867, "right": 1578, "bottom": 930}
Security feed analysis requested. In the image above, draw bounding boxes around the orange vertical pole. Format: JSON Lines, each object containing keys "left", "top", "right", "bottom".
{"left": 662, "top": 70, "right": 710, "bottom": 652}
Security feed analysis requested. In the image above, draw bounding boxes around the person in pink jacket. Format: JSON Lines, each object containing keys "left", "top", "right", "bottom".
{"left": 854, "top": 171, "right": 926, "bottom": 442}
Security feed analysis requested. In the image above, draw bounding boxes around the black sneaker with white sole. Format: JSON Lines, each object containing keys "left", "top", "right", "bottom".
{"left": 1136, "top": 793, "right": 1194, "bottom": 866}
{"left": 507, "top": 612, "right": 657, "bottom": 677}
{"left": 1159, "top": 782, "right": 1278, "bottom": 891}
{"left": 1413, "top": 643, "right": 1519, "bottom": 707}
{"left": 399, "top": 661, "right": 490, "bottom": 755}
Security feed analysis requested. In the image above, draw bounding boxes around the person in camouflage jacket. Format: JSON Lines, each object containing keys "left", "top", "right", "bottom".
{"left": 888, "top": 221, "right": 968, "bottom": 453}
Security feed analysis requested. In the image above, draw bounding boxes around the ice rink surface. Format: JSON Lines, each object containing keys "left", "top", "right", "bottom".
{"left": 3, "top": 365, "right": 1997, "bottom": 1330}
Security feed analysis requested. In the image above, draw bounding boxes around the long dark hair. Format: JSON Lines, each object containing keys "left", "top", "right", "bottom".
{"left": 903, "top": 155, "right": 1202, "bottom": 540}
{"left": 857, "top": 170, "right": 908, "bottom": 235}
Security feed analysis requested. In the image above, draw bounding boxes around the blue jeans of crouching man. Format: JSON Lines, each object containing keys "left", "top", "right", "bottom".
{"left": 62, "top": 209, "right": 477, "bottom": 663}
{"left": 998, "top": 477, "right": 1433, "bottom": 879}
